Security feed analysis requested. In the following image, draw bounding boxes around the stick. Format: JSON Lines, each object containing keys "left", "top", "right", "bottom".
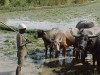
{"left": 0, "top": 21, "right": 17, "bottom": 32}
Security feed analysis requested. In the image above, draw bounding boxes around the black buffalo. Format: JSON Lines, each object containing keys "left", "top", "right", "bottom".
{"left": 71, "top": 27, "right": 100, "bottom": 71}
{"left": 37, "top": 30, "right": 54, "bottom": 58}
{"left": 76, "top": 20, "right": 94, "bottom": 30}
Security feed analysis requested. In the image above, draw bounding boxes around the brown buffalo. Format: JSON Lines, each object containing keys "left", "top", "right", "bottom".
{"left": 37, "top": 28, "right": 60, "bottom": 58}
{"left": 53, "top": 28, "right": 79, "bottom": 58}
{"left": 37, "top": 28, "right": 79, "bottom": 58}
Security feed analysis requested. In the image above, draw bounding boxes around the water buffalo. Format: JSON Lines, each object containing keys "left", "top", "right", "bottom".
{"left": 71, "top": 27, "right": 100, "bottom": 71}
{"left": 53, "top": 28, "right": 79, "bottom": 58}
{"left": 37, "top": 28, "right": 79, "bottom": 58}
{"left": 76, "top": 20, "right": 94, "bottom": 30}
{"left": 37, "top": 28, "right": 61, "bottom": 58}
{"left": 52, "top": 30, "right": 67, "bottom": 57}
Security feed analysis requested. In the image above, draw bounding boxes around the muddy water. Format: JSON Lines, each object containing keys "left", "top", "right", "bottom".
{"left": 0, "top": 31, "right": 100, "bottom": 75}
{"left": 6, "top": 14, "right": 98, "bottom": 30}
{"left": 29, "top": 45, "right": 100, "bottom": 75}
{"left": 0, "top": 14, "right": 100, "bottom": 75}
{"left": 32, "top": 48, "right": 99, "bottom": 75}
{"left": 0, "top": 32, "right": 42, "bottom": 75}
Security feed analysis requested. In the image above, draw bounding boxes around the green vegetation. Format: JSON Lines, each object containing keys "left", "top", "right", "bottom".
{"left": 0, "top": 0, "right": 95, "bottom": 7}
{"left": 0, "top": 0, "right": 99, "bottom": 24}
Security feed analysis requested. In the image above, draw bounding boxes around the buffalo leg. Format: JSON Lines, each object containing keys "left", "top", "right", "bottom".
{"left": 92, "top": 54, "right": 95, "bottom": 66}
{"left": 45, "top": 45, "right": 48, "bottom": 59}
{"left": 97, "top": 61, "right": 100, "bottom": 72}
{"left": 76, "top": 50, "right": 80, "bottom": 59}
{"left": 97, "top": 57, "right": 100, "bottom": 72}
{"left": 49, "top": 47, "right": 53, "bottom": 58}
{"left": 81, "top": 51, "right": 85, "bottom": 63}
{"left": 55, "top": 51, "right": 60, "bottom": 58}
{"left": 55, "top": 51, "right": 58, "bottom": 58}
{"left": 73, "top": 48, "right": 80, "bottom": 59}
{"left": 55, "top": 44, "right": 60, "bottom": 58}
{"left": 63, "top": 47, "right": 66, "bottom": 57}
{"left": 73, "top": 50, "right": 75, "bottom": 57}
{"left": 73, "top": 47, "right": 76, "bottom": 57}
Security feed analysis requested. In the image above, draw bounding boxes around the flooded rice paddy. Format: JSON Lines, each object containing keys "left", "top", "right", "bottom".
{"left": 0, "top": 2, "right": 100, "bottom": 74}
{"left": 0, "top": 15, "right": 100, "bottom": 75}
{"left": 0, "top": 16, "right": 100, "bottom": 75}
{"left": 0, "top": 30, "right": 100, "bottom": 75}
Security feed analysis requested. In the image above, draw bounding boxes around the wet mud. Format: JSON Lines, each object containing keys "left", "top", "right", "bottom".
{"left": 0, "top": 31, "right": 100, "bottom": 75}
{"left": 0, "top": 13, "right": 100, "bottom": 75}
{"left": 30, "top": 47, "right": 100, "bottom": 75}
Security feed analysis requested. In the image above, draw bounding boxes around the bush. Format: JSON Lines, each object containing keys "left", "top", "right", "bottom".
{"left": 0, "top": 0, "right": 95, "bottom": 7}
{"left": 10, "top": 0, "right": 27, "bottom": 6}
{"left": 0, "top": 0, "right": 10, "bottom": 6}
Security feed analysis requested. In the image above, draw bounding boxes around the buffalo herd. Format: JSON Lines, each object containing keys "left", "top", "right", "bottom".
{"left": 37, "top": 20, "right": 100, "bottom": 71}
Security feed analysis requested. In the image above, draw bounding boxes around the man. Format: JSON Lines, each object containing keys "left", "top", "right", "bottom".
{"left": 16, "top": 23, "right": 31, "bottom": 75}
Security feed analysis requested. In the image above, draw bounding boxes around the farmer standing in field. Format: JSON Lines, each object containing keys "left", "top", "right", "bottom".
{"left": 16, "top": 23, "right": 31, "bottom": 75}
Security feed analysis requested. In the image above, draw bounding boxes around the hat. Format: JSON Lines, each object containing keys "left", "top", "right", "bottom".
{"left": 18, "top": 23, "right": 27, "bottom": 29}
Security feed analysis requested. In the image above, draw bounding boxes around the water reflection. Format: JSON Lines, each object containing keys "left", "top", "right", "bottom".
{"left": 29, "top": 46, "right": 100, "bottom": 75}
{"left": 43, "top": 49, "right": 100, "bottom": 75}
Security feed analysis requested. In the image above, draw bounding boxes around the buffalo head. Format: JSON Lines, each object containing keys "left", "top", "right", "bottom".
{"left": 52, "top": 40, "right": 60, "bottom": 51}
{"left": 37, "top": 30, "right": 46, "bottom": 38}
{"left": 71, "top": 29, "right": 98, "bottom": 50}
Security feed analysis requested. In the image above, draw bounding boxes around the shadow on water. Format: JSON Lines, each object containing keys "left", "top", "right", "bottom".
{"left": 29, "top": 47, "right": 100, "bottom": 75}
{"left": 44, "top": 57, "right": 98, "bottom": 75}
{"left": 43, "top": 49, "right": 100, "bottom": 75}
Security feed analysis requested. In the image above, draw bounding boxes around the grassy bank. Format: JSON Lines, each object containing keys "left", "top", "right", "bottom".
{"left": 0, "top": 0, "right": 95, "bottom": 8}
{"left": 0, "top": 0, "right": 100, "bottom": 24}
